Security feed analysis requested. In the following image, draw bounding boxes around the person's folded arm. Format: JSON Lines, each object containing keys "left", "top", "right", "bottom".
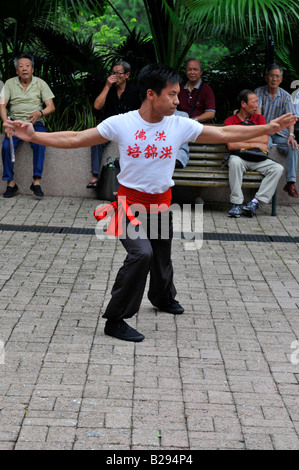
{"left": 194, "top": 111, "right": 215, "bottom": 122}
{"left": 227, "top": 134, "right": 269, "bottom": 150}
{"left": 227, "top": 140, "right": 269, "bottom": 152}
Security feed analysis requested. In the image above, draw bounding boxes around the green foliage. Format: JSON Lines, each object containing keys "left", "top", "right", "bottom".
{"left": 187, "top": 0, "right": 299, "bottom": 44}
{"left": 0, "top": 0, "right": 109, "bottom": 131}
{"left": 104, "top": 29, "right": 156, "bottom": 80}
{"left": 183, "top": 0, "right": 299, "bottom": 122}
{"left": 204, "top": 42, "right": 266, "bottom": 123}
{"left": 276, "top": 30, "right": 299, "bottom": 78}
{"left": 105, "top": 0, "right": 150, "bottom": 36}
{"left": 59, "top": 12, "right": 134, "bottom": 51}
{"left": 46, "top": 98, "right": 99, "bottom": 132}
{"left": 143, "top": 0, "right": 199, "bottom": 69}
{"left": 57, "top": 0, "right": 150, "bottom": 51}
{"left": 31, "top": 27, "right": 108, "bottom": 130}
{"left": 188, "top": 40, "right": 229, "bottom": 71}
{"left": 1, "top": 0, "right": 299, "bottom": 132}
{"left": 203, "top": 39, "right": 298, "bottom": 124}
{"left": 90, "top": 20, "right": 127, "bottom": 50}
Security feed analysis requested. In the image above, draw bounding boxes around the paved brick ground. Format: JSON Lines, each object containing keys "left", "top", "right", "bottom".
{"left": 0, "top": 195, "right": 298, "bottom": 450}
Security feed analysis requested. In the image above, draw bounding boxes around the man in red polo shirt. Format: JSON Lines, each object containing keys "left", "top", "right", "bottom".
{"left": 178, "top": 58, "right": 216, "bottom": 203}
{"left": 224, "top": 89, "right": 283, "bottom": 218}
{"left": 178, "top": 58, "right": 216, "bottom": 122}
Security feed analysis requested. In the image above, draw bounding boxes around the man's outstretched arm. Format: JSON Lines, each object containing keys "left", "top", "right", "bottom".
{"left": 3, "top": 120, "right": 108, "bottom": 148}
{"left": 196, "top": 113, "right": 297, "bottom": 144}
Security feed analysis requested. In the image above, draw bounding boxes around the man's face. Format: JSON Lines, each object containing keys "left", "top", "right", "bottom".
{"left": 111, "top": 65, "right": 129, "bottom": 85}
{"left": 16, "top": 58, "right": 34, "bottom": 81}
{"left": 242, "top": 93, "right": 259, "bottom": 115}
{"left": 265, "top": 68, "right": 283, "bottom": 90}
{"left": 186, "top": 60, "right": 202, "bottom": 84}
{"left": 151, "top": 82, "right": 180, "bottom": 117}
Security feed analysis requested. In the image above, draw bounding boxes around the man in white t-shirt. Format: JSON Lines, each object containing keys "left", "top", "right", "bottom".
{"left": 3, "top": 63, "right": 296, "bottom": 342}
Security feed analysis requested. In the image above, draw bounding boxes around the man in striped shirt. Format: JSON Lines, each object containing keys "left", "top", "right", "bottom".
{"left": 292, "top": 88, "right": 299, "bottom": 141}
{"left": 255, "top": 64, "right": 298, "bottom": 198}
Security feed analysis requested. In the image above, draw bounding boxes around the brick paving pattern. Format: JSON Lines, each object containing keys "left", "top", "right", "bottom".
{"left": 0, "top": 196, "right": 298, "bottom": 450}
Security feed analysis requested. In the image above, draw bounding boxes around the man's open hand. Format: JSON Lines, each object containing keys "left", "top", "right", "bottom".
{"left": 4, "top": 120, "right": 34, "bottom": 142}
{"left": 267, "top": 114, "right": 297, "bottom": 134}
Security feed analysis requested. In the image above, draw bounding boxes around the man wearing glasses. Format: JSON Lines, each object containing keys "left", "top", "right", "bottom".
{"left": 87, "top": 61, "right": 140, "bottom": 189}
{"left": 255, "top": 64, "right": 298, "bottom": 198}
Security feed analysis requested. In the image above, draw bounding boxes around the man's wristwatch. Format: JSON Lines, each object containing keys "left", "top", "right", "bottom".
{"left": 40, "top": 110, "right": 43, "bottom": 117}
{"left": 290, "top": 133, "right": 295, "bottom": 138}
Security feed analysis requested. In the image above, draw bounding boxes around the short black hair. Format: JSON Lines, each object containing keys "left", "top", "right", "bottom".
{"left": 137, "top": 63, "right": 181, "bottom": 102}
{"left": 14, "top": 53, "right": 34, "bottom": 69}
{"left": 236, "top": 89, "right": 256, "bottom": 108}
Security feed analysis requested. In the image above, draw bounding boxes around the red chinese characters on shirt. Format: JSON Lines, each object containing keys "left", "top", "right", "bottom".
{"left": 145, "top": 144, "right": 158, "bottom": 159}
{"left": 127, "top": 130, "right": 172, "bottom": 159}
{"left": 127, "top": 144, "right": 142, "bottom": 158}
{"left": 155, "top": 131, "right": 166, "bottom": 142}
{"left": 135, "top": 129, "right": 147, "bottom": 141}
{"left": 160, "top": 146, "right": 172, "bottom": 159}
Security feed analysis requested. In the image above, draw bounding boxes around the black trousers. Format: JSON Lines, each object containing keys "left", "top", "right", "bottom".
{"left": 102, "top": 210, "right": 177, "bottom": 322}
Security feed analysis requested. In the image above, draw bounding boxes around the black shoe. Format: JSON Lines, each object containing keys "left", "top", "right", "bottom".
{"left": 3, "top": 184, "right": 18, "bottom": 198}
{"left": 104, "top": 319, "right": 145, "bottom": 342}
{"left": 30, "top": 183, "right": 44, "bottom": 197}
{"left": 154, "top": 299, "right": 185, "bottom": 314}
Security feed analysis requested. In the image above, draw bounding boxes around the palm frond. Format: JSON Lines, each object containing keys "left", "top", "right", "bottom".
{"left": 187, "top": 0, "right": 299, "bottom": 43}
{"left": 143, "top": 0, "right": 199, "bottom": 68}
{"left": 104, "top": 28, "right": 156, "bottom": 78}
{"left": 276, "top": 30, "right": 299, "bottom": 77}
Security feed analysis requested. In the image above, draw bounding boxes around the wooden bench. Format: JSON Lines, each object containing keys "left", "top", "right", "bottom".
{"left": 173, "top": 142, "right": 277, "bottom": 216}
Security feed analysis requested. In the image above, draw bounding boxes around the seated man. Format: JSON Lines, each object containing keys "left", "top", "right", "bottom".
{"left": 178, "top": 58, "right": 215, "bottom": 204}
{"left": 0, "top": 53, "right": 55, "bottom": 197}
{"left": 225, "top": 89, "right": 284, "bottom": 218}
{"left": 255, "top": 64, "right": 298, "bottom": 198}
{"left": 178, "top": 58, "right": 215, "bottom": 122}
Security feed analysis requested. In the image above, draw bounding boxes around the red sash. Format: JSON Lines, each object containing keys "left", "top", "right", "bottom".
{"left": 94, "top": 185, "right": 172, "bottom": 236}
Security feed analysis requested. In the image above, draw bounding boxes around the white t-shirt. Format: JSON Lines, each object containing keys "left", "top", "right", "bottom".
{"left": 97, "top": 110, "right": 203, "bottom": 193}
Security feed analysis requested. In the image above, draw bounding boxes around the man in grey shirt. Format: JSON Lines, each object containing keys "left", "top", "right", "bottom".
{"left": 255, "top": 64, "right": 298, "bottom": 198}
